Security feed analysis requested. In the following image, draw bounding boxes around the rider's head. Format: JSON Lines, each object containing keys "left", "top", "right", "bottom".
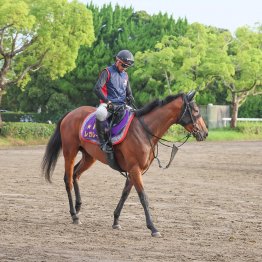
{"left": 115, "top": 50, "right": 134, "bottom": 70}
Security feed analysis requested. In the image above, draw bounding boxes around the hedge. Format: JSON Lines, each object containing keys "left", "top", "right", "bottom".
{"left": 1, "top": 112, "right": 60, "bottom": 123}
{"left": 235, "top": 122, "right": 262, "bottom": 134}
{"left": 0, "top": 122, "right": 55, "bottom": 139}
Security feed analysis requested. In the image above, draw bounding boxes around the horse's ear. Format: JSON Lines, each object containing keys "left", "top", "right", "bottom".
{"left": 187, "top": 90, "right": 196, "bottom": 101}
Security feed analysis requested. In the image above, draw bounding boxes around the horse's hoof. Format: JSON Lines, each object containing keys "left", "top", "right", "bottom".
{"left": 112, "top": 224, "right": 122, "bottom": 230}
{"left": 151, "top": 231, "right": 161, "bottom": 237}
{"left": 72, "top": 219, "right": 82, "bottom": 225}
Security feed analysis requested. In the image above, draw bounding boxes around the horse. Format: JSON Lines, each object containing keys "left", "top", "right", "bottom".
{"left": 42, "top": 90, "right": 208, "bottom": 237}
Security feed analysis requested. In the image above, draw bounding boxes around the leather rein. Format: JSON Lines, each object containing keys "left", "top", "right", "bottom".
{"left": 137, "top": 95, "right": 199, "bottom": 170}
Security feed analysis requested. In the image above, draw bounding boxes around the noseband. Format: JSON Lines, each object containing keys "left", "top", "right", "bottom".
{"left": 177, "top": 95, "right": 201, "bottom": 137}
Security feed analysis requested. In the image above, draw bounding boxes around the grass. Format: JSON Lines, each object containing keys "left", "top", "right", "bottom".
{"left": 0, "top": 122, "right": 55, "bottom": 147}
{"left": 0, "top": 123, "right": 262, "bottom": 147}
{"left": 0, "top": 136, "right": 49, "bottom": 147}
{"left": 164, "top": 123, "right": 262, "bottom": 142}
{"left": 205, "top": 128, "right": 262, "bottom": 141}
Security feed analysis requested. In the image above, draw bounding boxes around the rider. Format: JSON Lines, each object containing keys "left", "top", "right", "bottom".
{"left": 93, "top": 49, "right": 135, "bottom": 153}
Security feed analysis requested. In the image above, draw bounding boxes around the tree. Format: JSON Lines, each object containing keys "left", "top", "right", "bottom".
{"left": 133, "top": 23, "right": 262, "bottom": 127}
{"left": 0, "top": 0, "right": 95, "bottom": 124}
{"left": 63, "top": 3, "right": 188, "bottom": 107}
{"left": 224, "top": 25, "right": 262, "bottom": 127}
{"left": 2, "top": 2, "right": 189, "bottom": 114}
{"left": 133, "top": 23, "right": 231, "bottom": 103}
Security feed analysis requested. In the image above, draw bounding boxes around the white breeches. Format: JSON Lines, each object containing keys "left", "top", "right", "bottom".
{"left": 95, "top": 103, "right": 110, "bottom": 121}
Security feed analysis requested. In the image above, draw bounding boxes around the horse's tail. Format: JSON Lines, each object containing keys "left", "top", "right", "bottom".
{"left": 41, "top": 113, "right": 68, "bottom": 182}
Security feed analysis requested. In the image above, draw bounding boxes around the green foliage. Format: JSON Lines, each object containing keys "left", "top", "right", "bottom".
{"left": 3, "top": 2, "right": 189, "bottom": 112}
{"left": 235, "top": 122, "right": 262, "bottom": 134}
{"left": 2, "top": 71, "right": 74, "bottom": 120}
{"left": 0, "top": 122, "right": 55, "bottom": 139}
{"left": 1, "top": 111, "right": 59, "bottom": 123}
{"left": 72, "top": 3, "right": 189, "bottom": 106}
{"left": 224, "top": 26, "right": 262, "bottom": 126}
{"left": 1, "top": 112, "right": 29, "bottom": 122}
{"left": 207, "top": 125, "right": 262, "bottom": 141}
{"left": 133, "top": 23, "right": 235, "bottom": 105}
{"left": 133, "top": 22, "right": 262, "bottom": 123}
{"left": 0, "top": 0, "right": 95, "bottom": 90}
{"left": 195, "top": 91, "right": 216, "bottom": 105}
{"left": 1, "top": 1, "right": 261, "bottom": 125}
{"left": 239, "top": 95, "right": 262, "bottom": 118}
{"left": 164, "top": 124, "right": 189, "bottom": 140}
{"left": 46, "top": 93, "right": 73, "bottom": 119}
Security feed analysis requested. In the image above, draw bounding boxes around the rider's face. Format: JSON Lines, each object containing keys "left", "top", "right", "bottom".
{"left": 116, "top": 59, "right": 130, "bottom": 72}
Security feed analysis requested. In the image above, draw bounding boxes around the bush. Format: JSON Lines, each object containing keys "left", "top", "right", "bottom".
{"left": 1, "top": 112, "right": 25, "bottom": 122}
{"left": 235, "top": 122, "right": 262, "bottom": 135}
{"left": 164, "top": 124, "right": 189, "bottom": 140}
{"left": 239, "top": 95, "right": 262, "bottom": 118}
{"left": 1, "top": 111, "right": 61, "bottom": 123}
{"left": 0, "top": 122, "right": 55, "bottom": 139}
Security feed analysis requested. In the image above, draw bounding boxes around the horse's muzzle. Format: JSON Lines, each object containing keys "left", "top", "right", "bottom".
{"left": 193, "top": 129, "right": 208, "bottom": 141}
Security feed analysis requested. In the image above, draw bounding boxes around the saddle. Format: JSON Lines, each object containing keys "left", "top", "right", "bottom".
{"left": 80, "top": 109, "right": 135, "bottom": 145}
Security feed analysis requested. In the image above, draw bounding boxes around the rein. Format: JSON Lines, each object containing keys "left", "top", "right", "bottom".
{"left": 137, "top": 117, "right": 191, "bottom": 170}
{"left": 136, "top": 94, "right": 200, "bottom": 170}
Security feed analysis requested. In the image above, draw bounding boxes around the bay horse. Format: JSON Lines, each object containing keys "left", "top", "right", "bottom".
{"left": 42, "top": 91, "right": 208, "bottom": 237}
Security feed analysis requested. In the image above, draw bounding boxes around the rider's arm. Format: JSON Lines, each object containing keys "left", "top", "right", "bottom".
{"left": 126, "top": 81, "right": 134, "bottom": 105}
{"left": 93, "top": 69, "right": 110, "bottom": 103}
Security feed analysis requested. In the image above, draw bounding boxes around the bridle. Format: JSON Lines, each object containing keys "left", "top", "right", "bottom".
{"left": 177, "top": 94, "right": 202, "bottom": 138}
{"left": 137, "top": 94, "right": 202, "bottom": 170}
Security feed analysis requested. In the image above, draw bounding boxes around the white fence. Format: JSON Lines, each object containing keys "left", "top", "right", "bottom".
{"left": 222, "top": 118, "right": 262, "bottom": 127}
{"left": 200, "top": 104, "right": 230, "bottom": 129}
{"left": 200, "top": 105, "right": 262, "bottom": 129}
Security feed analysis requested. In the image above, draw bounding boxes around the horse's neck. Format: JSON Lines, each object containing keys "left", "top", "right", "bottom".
{"left": 143, "top": 98, "right": 183, "bottom": 140}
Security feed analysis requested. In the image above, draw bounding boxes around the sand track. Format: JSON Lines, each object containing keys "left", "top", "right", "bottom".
{"left": 0, "top": 141, "right": 261, "bottom": 261}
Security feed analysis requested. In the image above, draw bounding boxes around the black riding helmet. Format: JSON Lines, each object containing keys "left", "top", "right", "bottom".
{"left": 116, "top": 50, "right": 134, "bottom": 66}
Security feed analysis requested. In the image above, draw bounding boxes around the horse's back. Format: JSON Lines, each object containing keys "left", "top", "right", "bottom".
{"left": 60, "top": 106, "right": 96, "bottom": 140}
{"left": 64, "top": 106, "right": 95, "bottom": 122}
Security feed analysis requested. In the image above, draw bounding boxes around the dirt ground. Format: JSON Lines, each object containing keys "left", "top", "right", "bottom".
{"left": 0, "top": 141, "right": 261, "bottom": 262}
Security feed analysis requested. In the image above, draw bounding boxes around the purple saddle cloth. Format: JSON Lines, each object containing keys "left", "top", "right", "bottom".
{"left": 80, "top": 110, "right": 134, "bottom": 145}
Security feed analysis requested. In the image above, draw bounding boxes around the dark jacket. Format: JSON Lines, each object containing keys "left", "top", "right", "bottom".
{"left": 93, "top": 64, "right": 132, "bottom": 105}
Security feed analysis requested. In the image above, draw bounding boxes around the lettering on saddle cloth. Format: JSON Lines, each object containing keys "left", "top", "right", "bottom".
{"left": 80, "top": 110, "right": 134, "bottom": 145}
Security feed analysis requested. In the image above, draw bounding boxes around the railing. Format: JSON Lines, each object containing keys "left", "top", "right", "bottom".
{"left": 222, "top": 118, "right": 262, "bottom": 127}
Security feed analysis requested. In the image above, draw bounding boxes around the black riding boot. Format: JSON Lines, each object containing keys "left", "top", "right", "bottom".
{"left": 96, "top": 119, "right": 112, "bottom": 153}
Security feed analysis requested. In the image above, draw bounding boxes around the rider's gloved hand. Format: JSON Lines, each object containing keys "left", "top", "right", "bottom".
{"left": 126, "top": 95, "right": 134, "bottom": 105}
{"left": 107, "top": 101, "right": 113, "bottom": 110}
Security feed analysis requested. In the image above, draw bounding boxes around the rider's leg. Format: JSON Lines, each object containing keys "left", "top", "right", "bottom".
{"left": 95, "top": 104, "right": 112, "bottom": 153}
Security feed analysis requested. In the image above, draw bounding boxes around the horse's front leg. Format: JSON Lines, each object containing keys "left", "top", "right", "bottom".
{"left": 130, "top": 172, "right": 161, "bottom": 237}
{"left": 138, "top": 190, "right": 160, "bottom": 237}
{"left": 113, "top": 177, "right": 133, "bottom": 229}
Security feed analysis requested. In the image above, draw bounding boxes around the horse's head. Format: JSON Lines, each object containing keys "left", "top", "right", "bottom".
{"left": 177, "top": 91, "right": 208, "bottom": 141}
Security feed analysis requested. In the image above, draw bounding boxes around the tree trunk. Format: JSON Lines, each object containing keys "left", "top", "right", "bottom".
{"left": 164, "top": 70, "right": 172, "bottom": 95}
{"left": 230, "top": 92, "right": 239, "bottom": 128}
{"left": 0, "top": 91, "right": 3, "bottom": 128}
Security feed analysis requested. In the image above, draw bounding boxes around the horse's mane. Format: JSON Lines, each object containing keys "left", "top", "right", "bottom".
{"left": 134, "top": 93, "right": 184, "bottom": 117}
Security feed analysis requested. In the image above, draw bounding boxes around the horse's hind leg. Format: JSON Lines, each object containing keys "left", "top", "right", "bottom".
{"left": 63, "top": 144, "right": 81, "bottom": 224}
{"left": 73, "top": 151, "right": 96, "bottom": 214}
{"left": 73, "top": 162, "right": 81, "bottom": 214}
{"left": 64, "top": 171, "right": 80, "bottom": 224}
{"left": 112, "top": 177, "right": 133, "bottom": 230}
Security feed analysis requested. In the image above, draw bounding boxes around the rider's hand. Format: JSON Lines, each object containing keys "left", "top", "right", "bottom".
{"left": 126, "top": 95, "right": 135, "bottom": 106}
{"left": 107, "top": 101, "right": 113, "bottom": 110}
